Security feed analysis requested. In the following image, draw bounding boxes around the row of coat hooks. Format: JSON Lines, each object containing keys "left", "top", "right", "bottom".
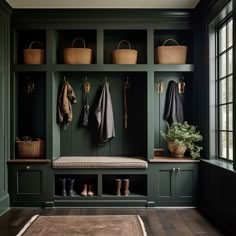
{"left": 157, "top": 77, "right": 185, "bottom": 94}
{"left": 63, "top": 75, "right": 130, "bottom": 94}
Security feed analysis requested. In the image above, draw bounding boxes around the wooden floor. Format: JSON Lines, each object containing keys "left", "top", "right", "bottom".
{"left": 0, "top": 208, "right": 224, "bottom": 236}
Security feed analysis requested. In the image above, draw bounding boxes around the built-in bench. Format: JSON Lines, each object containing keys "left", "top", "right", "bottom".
{"left": 53, "top": 156, "right": 148, "bottom": 169}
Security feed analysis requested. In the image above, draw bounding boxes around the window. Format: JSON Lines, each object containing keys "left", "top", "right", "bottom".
{"left": 217, "top": 17, "right": 233, "bottom": 161}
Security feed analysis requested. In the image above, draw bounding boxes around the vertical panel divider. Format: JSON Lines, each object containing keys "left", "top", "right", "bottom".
{"left": 147, "top": 71, "right": 154, "bottom": 160}
{"left": 147, "top": 28, "right": 154, "bottom": 160}
{"left": 46, "top": 29, "right": 60, "bottom": 160}
{"left": 97, "top": 28, "right": 104, "bottom": 64}
{"left": 147, "top": 28, "right": 154, "bottom": 65}
{"left": 97, "top": 173, "right": 103, "bottom": 197}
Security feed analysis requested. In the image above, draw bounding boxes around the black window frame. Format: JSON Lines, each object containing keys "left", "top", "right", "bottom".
{"left": 216, "top": 15, "right": 233, "bottom": 162}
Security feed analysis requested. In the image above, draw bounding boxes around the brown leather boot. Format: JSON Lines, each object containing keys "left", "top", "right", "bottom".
{"left": 81, "top": 184, "right": 87, "bottom": 197}
{"left": 115, "top": 179, "right": 122, "bottom": 196}
{"left": 123, "top": 179, "right": 130, "bottom": 196}
{"left": 88, "top": 184, "right": 94, "bottom": 196}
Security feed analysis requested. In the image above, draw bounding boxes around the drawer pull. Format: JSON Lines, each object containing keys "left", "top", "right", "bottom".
{"left": 26, "top": 166, "right": 31, "bottom": 170}
{"left": 177, "top": 168, "right": 181, "bottom": 171}
{"left": 172, "top": 168, "right": 176, "bottom": 171}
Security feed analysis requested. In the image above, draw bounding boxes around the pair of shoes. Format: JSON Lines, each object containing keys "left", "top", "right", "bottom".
{"left": 81, "top": 184, "right": 94, "bottom": 197}
{"left": 115, "top": 179, "right": 130, "bottom": 196}
{"left": 60, "top": 178, "right": 76, "bottom": 197}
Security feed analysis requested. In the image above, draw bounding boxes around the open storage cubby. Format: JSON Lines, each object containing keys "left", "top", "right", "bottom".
{"left": 15, "top": 72, "right": 46, "bottom": 141}
{"left": 102, "top": 174, "right": 147, "bottom": 197}
{"left": 57, "top": 72, "right": 147, "bottom": 157}
{"left": 15, "top": 30, "right": 46, "bottom": 64}
{"left": 54, "top": 174, "right": 98, "bottom": 198}
{"left": 154, "top": 72, "right": 194, "bottom": 155}
{"left": 56, "top": 30, "right": 97, "bottom": 64}
{"left": 154, "top": 30, "right": 193, "bottom": 64}
{"left": 104, "top": 30, "right": 147, "bottom": 64}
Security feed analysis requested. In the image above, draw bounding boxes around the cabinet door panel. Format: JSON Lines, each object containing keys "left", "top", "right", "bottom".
{"left": 175, "top": 165, "right": 197, "bottom": 202}
{"left": 156, "top": 167, "right": 175, "bottom": 202}
{"left": 18, "top": 170, "right": 42, "bottom": 194}
{"left": 176, "top": 169, "right": 194, "bottom": 197}
{"left": 8, "top": 164, "right": 47, "bottom": 204}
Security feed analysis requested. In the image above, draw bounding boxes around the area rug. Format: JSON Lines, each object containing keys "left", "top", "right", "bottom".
{"left": 16, "top": 215, "right": 147, "bottom": 236}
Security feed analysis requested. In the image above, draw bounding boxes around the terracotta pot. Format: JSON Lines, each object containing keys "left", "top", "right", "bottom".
{"left": 168, "top": 141, "right": 187, "bottom": 158}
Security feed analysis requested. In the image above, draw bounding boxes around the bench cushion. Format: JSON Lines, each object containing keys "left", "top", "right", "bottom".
{"left": 53, "top": 156, "right": 148, "bottom": 169}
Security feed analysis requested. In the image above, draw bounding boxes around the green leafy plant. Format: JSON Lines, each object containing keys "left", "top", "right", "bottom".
{"left": 161, "top": 122, "right": 203, "bottom": 159}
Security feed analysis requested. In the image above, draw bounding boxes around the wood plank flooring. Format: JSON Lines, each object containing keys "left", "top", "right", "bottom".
{"left": 0, "top": 208, "right": 224, "bottom": 236}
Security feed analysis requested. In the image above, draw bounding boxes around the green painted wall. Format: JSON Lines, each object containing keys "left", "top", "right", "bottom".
{"left": 0, "top": 0, "right": 11, "bottom": 216}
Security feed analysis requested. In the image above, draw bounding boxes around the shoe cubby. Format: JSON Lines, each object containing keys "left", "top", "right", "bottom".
{"left": 154, "top": 30, "right": 193, "bottom": 64}
{"left": 54, "top": 174, "right": 97, "bottom": 198}
{"left": 154, "top": 72, "right": 194, "bottom": 155}
{"left": 104, "top": 30, "right": 147, "bottom": 64}
{"left": 102, "top": 174, "right": 147, "bottom": 197}
{"left": 57, "top": 72, "right": 147, "bottom": 157}
{"left": 14, "top": 30, "right": 46, "bottom": 64}
{"left": 56, "top": 30, "right": 97, "bottom": 64}
{"left": 14, "top": 72, "right": 46, "bottom": 140}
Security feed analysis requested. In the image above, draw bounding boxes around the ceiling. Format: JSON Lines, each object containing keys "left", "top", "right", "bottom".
{"left": 5, "top": 0, "right": 200, "bottom": 9}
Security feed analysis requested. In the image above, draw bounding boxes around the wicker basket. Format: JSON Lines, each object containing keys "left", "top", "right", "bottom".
{"left": 112, "top": 40, "right": 138, "bottom": 64}
{"left": 16, "top": 139, "right": 45, "bottom": 159}
{"left": 155, "top": 39, "right": 187, "bottom": 64}
{"left": 64, "top": 37, "right": 93, "bottom": 64}
{"left": 23, "top": 41, "right": 45, "bottom": 64}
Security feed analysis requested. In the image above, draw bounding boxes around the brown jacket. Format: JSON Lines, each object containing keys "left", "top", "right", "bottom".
{"left": 57, "top": 81, "right": 77, "bottom": 128}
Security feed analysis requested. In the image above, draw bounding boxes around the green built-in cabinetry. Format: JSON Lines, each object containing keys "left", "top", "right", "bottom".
{"left": 8, "top": 9, "right": 197, "bottom": 207}
{"left": 199, "top": 160, "right": 236, "bottom": 235}
{"left": 150, "top": 159, "right": 199, "bottom": 206}
{"left": 8, "top": 160, "right": 50, "bottom": 207}
{"left": 49, "top": 169, "right": 149, "bottom": 207}
{"left": 0, "top": 0, "right": 11, "bottom": 216}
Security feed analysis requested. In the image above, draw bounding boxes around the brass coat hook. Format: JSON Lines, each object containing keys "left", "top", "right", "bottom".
{"left": 178, "top": 77, "right": 185, "bottom": 94}
{"left": 84, "top": 76, "right": 91, "bottom": 93}
{"left": 157, "top": 81, "right": 164, "bottom": 93}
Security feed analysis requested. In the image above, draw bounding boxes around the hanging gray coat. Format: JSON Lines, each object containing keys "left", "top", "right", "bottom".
{"left": 164, "top": 80, "right": 184, "bottom": 124}
{"left": 57, "top": 81, "right": 77, "bottom": 129}
{"left": 95, "top": 82, "right": 115, "bottom": 145}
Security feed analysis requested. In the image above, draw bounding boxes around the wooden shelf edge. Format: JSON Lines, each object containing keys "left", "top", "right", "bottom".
{"left": 7, "top": 159, "right": 51, "bottom": 163}
{"left": 149, "top": 157, "right": 200, "bottom": 162}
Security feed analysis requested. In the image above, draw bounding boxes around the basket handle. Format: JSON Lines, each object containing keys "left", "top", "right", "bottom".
{"left": 117, "top": 40, "right": 131, "bottom": 50}
{"left": 162, "top": 39, "right": 179, "bottom": 46}
{"left": 72, "top": 37, "right": 86, "bottom": 48}
{"left": 29, "top": 41, "right": 44, "bottom": 49}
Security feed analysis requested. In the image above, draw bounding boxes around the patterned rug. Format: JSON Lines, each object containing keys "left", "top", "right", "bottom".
{"left": 16, "top": 215, "right": 147, "bottom": 236}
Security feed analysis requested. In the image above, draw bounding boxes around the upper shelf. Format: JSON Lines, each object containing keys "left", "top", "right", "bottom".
{"left": 13, "top": 64, "right": 194, "bottom": 72}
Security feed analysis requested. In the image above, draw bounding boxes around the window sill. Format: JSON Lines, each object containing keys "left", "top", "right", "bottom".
{"left": 201, "top": 159, "right": 235, "bottom": 173}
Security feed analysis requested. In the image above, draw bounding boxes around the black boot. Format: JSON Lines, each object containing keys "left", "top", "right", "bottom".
{"left": 60, "top": 178, "right": 67, "bottom": 197}
{"left": 68, "top": 178, "right": 76, "bottom": 197}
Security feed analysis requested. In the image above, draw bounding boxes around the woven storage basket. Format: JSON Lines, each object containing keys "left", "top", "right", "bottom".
{"left": 112, "top": 40, "right": 138, "bottom": 64}
{"left": 156, "top": 39, "right": 187, "bottom": 64}
{"left": 16, "top": 139, "right": 45, "bottom": 159}
{"left": 23, "top": 41, "right": 45, "bottom": 64}
{"left": 64, "top": 37, "right": 92, "bottom": 64}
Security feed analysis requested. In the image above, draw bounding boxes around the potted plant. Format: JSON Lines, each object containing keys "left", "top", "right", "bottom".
{"left": 161, "top": 122, "right": 203, "bottom": 159}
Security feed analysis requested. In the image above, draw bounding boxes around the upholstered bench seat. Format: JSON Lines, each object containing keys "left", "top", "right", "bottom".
{"left": 53, "top": 156, "right": 148, "bottom": 169}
